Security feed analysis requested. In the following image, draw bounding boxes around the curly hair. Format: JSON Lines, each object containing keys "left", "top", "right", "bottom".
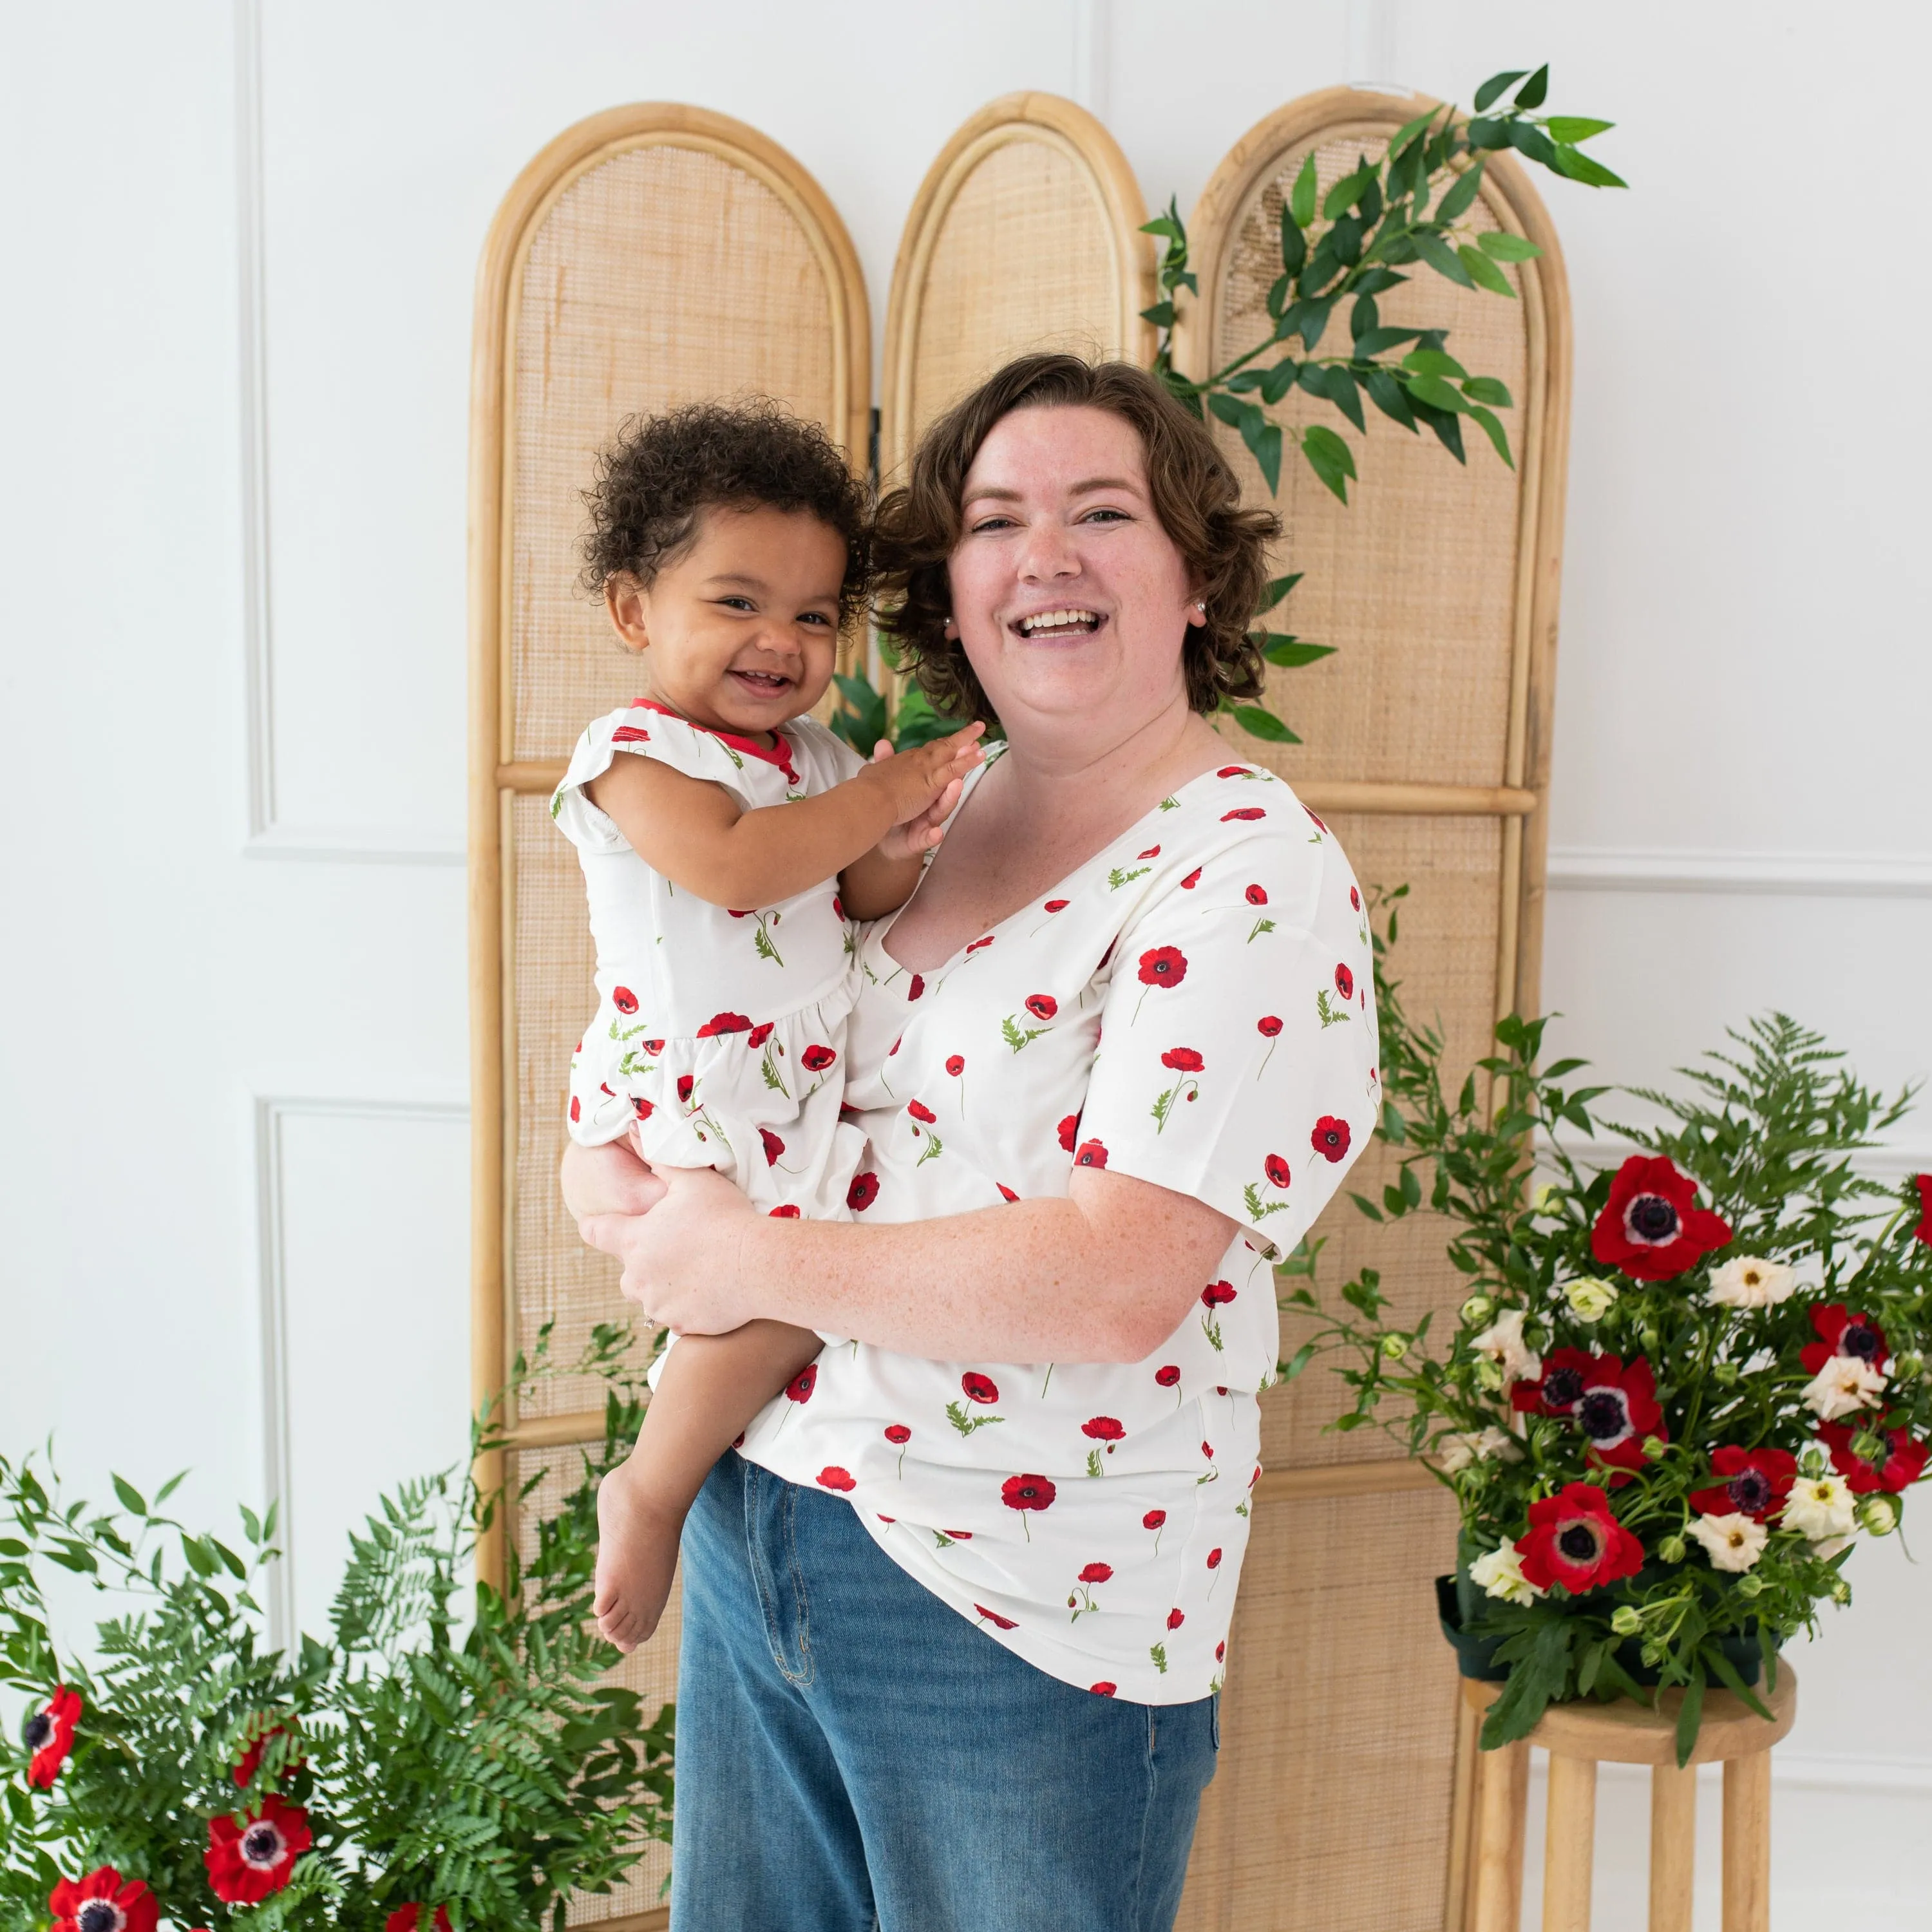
{"left": 872, "top": 354, "right": 1281, "bottom": 724}
{"left": 578, "top": 399, "right": 869, "bottom": 625}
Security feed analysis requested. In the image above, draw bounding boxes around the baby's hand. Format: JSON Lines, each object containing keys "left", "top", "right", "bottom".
{"left": 862, "top": 724, "right": 985, "bottom": 857}
{"left": 592, "top": 1459, "right": 683, "bottom": 1653}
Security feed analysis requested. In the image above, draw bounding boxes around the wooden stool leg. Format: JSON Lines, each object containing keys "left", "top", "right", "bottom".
{"left": 1468, "top": 1738, "right": 1530, "bottom": 1932}
{"left": 1542, "top": 1752, "right": 1598, "bottom": 1932}
{"left": 1721, "top": 1750, "right": 1772, "bottom": 1932}
{"left": 1648, "top": 1761, "right": 1696, "bottom": 1932}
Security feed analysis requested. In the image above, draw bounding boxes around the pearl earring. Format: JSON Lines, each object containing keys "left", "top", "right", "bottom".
{"left": 1191, "top": 602, "right": 1208, "bottom": 623}
{"left": 943, "top": 616, "right": 958, "bottom": 639}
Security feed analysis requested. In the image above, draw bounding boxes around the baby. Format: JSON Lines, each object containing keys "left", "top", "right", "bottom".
{"left": 553, "top": 401, "right": 981, "bottom": 1651}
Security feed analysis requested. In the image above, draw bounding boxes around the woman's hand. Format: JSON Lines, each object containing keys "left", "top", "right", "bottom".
{"left": 578, "top": 1165, "right": 759, "bottom": 1333}
{"left": 561, "top": 1137, "right": 668, "bottom": 1221}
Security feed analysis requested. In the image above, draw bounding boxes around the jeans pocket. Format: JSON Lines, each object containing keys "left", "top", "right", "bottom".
{"left": 1209, "top": 1690, "right": 1221, "bottom": 1754}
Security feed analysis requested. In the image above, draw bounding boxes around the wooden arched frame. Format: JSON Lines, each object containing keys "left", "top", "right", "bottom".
{"left": 879, "top": 91, "right": 1157, "bottom": 479}
{"left": 466, "top": 104, "right": 870, "bottom": 1593}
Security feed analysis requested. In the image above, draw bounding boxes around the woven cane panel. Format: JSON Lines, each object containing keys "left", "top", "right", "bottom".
{"left": 508, "top": 141, "right": 844, "bottom": 764}
{"left": 507, "top": 1448, "right": 679, "bottom": 1920}
{"left": 511, "top": 793, "right": 636, "bottom": 1418}
{"left": 1262, "top": 811, "right": 1502, "bottom": 1470}
{"left": 1211, "top": 137, "right": 1531, "bottom": 788}
{"left": 896, "top": 133, "right": 1122, "bottom": 475}
{"left": 1177, "top": 1488, "right": 1461, "bottom": 1932}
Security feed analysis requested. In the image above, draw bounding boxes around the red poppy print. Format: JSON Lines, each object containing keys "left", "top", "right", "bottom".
{"left": 1079, "top": 1562, "right": 1112, "bottom": 1582}
{"left": 1206, "top": 1548, "right": 1223, "bottom": 1569}
{"left": 907, "top": 1100, "right": 936, "bottom": 1124}
{"left": 1689, "top": 1445, "right": 1798, "bottom": 1520}
{"left": 746, "top": 1021, "right": 774, "bottom": 1048}
{"left": 817, "top": 1466, "right": 856, "bottom": 1492}
{"left": 1137, "top": 947, "right": 1188, "bottom": 989}
{"left": 1799, "top": 1304, "right": 1890, "bottom": 1376}
{"left": 1025, "top": 993, "right": 1058, "bottom": 1021}
{"left": 1817, "top": 1417, "right": 1929, "bottom": 1494}
{"left": 1180, "top": 867, "right": 1202, "bottom": 890}
{"left": 611, "top": 724, "right": 650, "bottom": 744}
{"left": 1200, "top": 1282, "right": 1236, "bottom": 1309}
{"left": 569, "top": 1095, "right": 581, "bottom": 1123}
{"left": 25, "top": 1687, "right": 80, "bottom": 1790}
{"left": 643, "top": 1038, "right": 665, "bottom": 1054}
{"left": 846, "top": 1171, "right": 879, "bottom": 1211}
{"left": 1515, "top": 1482, "right": 1643, "bottom": 1593}
{"left": 1222, "top": 807, "right": 1265, "bottom": 822}
{"left": 961, "top": 1373, "right": 1000, "bottom": 1406}
{"left": 1044, "top": 898, "right": 1069, "bottom": 913}
{"left": 1001, "top": 1473, "right": 1057, "bottom": 1538}
{"left": 676, "top": 1075, "right": 694, "bottom": 1104}
{"left": 967, "top": 934, "right": 994, "bottom": 952}
{"left": 50, "top": 1870, "right": 158, "bottom": 1932}
{"left": 946, "top": 1054, "right": 965, "bottom": 1075}
{"left": 1305, "top": 808, "right": 1327, "bottom": 833}
{"left": 884, "top": 1424, "right": 911, "bottom": 1443}
{"left": 1058, "top": 1113, "right": 1082, "bottom": 1152}
{"left": 1217, "top": 765, "right": 1250, "bottom": 778}
{"left": 1074, "top": 1139, "right": 1109, "bottom": 1169}
{"left": 1155, "top": 1365, "right": 1180, "bottom": 1388}
{"left": 760, "top": 1128, "right": 785, "bottom": 1166}
{"left": 1264, "top": 1154, "right": 1291, "bottom": 1189}
{"left": 205, "top": 1794, "right": 312, "bottom": 1903}
{"left": 632, "top": 1097, "right": 654, "bottom": 1120}
{"left": 1162, "top": 1047, "right": 1204, "bottom": 1072}
{"left": 612, "top": 987, "right": 639, "bottom": 1016}
{"left": 696, "top": 1011, "right": 752, "bottom": 1037}
{"left": 1311, "top": 1116, "right": 1351, "bottom": 1162}
{"left": 786, "top": 1364, "right": 817, "bottom": 1403}
{"left": 907, "top": 974, "right": 925, "bottom": 999}
{"left": 1258, "top": 1016, "right": 1282, "bottom": 1036}
{"left": 1080, "top": 1417, "right": 1123, "bottom": 1473}
{"left": 1334, "top": 962, "right": 1354, "bottom": 999}
{"left": 1350, "top": 886, "right": 1361, "bottom": 909}
{"left": 1590, "top": 1155, "right": 1732, "bottom": 1281}
{"left": 996, "top": 1183, "right": 1019, "bottom": 1202}
{"left": 1090, "top": 1682, "right": 1117, "bottom": 1697}
{"left": 1245, "top": 884, "right": 1267, "bottom": 905}
{"left": 1166, "top": 1607, "right": 1185, "bottom": 1630}
{"left": 768, "top": 1204, "right": 800, "bottom": 1217}
{"left": 801, "top": 1043, "right": 837, "bottom": 1072}
{"left": 976, "top": 1604, "right": 1018, "bottom": 1630}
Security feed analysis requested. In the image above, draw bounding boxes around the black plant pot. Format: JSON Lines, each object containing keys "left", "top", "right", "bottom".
{"left": 1435, "top": 1571, "right": 1772, "bottom": 1690}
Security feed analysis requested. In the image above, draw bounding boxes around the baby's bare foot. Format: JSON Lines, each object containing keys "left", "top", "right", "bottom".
{"left": 593, "top": 1463, "right": 683, "bottom": 1653}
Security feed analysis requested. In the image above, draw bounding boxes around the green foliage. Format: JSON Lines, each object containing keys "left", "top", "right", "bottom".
{"left": 3, "top": 1325, "right": 673, "bottom": 1931}
{"left": 1278, "top": 891, "right": 1932, "bottom": 1762}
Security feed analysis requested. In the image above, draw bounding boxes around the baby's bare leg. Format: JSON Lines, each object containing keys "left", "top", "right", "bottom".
{"left": 593, "top": 1319, "right": 822, "bottom": 1651}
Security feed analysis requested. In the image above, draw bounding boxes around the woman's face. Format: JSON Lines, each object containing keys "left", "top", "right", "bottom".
{"left": 949, "top": 404, "right": 1197, "bottom": 739}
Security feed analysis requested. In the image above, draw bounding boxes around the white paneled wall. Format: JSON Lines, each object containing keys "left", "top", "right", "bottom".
{"left": 1, "top": 2, "right": 1926, "bottom": 1924}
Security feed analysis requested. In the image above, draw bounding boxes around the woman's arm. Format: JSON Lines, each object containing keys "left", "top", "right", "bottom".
{"left": 575, "top": 1164, "right": 1238, "bottom": 1365}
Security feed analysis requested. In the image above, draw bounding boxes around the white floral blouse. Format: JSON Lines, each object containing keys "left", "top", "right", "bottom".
{"left": 553, "top": 702, "right": 867, "bottom": 1220}
{"left": 738, "top": 756, "right": 1381, "bottom": 1702}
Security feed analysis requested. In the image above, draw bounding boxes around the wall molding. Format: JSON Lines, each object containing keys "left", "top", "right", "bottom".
{"left": 252, "top": 1092, "right": 469, "bottom": 1651}
{"left": 1548, "top": 846, "right": 1932, "bottom": 900}
{"left": 232, "top": 0, "right": 464, "bottom": 869}
{"left": 1548, "top": 1128, "right": 1929, "bottom": 1182}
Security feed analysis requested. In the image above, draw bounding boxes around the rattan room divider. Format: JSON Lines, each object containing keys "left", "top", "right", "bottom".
{"left": 468, "top": 86, "right": 1568, "bottom": 1932}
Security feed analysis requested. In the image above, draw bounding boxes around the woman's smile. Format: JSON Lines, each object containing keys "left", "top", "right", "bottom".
{"left": 1010, "top": 606, "right": 1106, "bottom": 640}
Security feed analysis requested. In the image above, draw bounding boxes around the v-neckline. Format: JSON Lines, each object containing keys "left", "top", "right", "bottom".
{"left": 873, "top": 760, "right": 1244, "bottom": 977}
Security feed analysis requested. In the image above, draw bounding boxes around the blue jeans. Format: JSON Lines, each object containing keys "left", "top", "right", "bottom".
{"left": 670, "top": 1452, "right": 1219, "bottom": 1931}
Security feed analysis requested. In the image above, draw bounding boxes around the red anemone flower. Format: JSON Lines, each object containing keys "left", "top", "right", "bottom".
{"left": 759, "top": 1128, "right": 785, "bottom": 1165}
{"left": 1200, "top": 1281, "right": 1236, "bottom": 1308}
{"left": 1510, "top": 1346, "right": 1599, "bottom": 1417}
{"left": 1137, "top": 947, "right": 1188, "bottom": 989}
{"left": 786, "top": 1364, "right": 817, "bottom": 1403}
{"left": 205, "top": 1794, "right": 312, "bottom": 1903}
{"left": 1689, "top": 1446, "right": 1798, "bottom": 1520}
{"left": 1817, "top": 1417, "right": 1929, "bottom": 1495}
{"left": 1799, "top": 1304, "right": 1891, "bottom": 1376}
{"left": 1573, "top": 1355, "right": 1667, "bottom": 1485}
{"left": 1514, "top": 1482, "right": 1643, "bottom": 1594}
{"left": 232, "top": 1719, "right": 303, "bottom": 1789}
{"left": 1334, "top": 962, "right": 1354, "bottom": 999}
{"left": 847, "top": 1171, "right": 879, "bottom": 1211}
{"left": 1264, "top": 1154, "right": 1291, "bottom": 1188}
{"left": 1311, "top": 1117, "right": 1351, "bottom": 1162}
{"left": 50, "top": 1870, "right": 158, "bottom": 1932}
{"left": 817, "top": 1467, "right": 856, "bottom": 1492}
{"left": 1001, "top": 1473, "right": 1057, "bottom": 1513}
{"left": 801, "top": 1044, "right": 837, "bottom": 1072}
{"left": 1915, "top": 1173, "right": 1932, "bottom": 1244}
{"left": 696, "top": 1011, "right": 751, "bottom": 1037}
{"left": 1590, "top": 1155, "right": 1732, "bottom": 1280}
{"left": 25, "top": 1687, "right": 80, "bottom": 1790}
{"left": 385, "top": 1909, "right": 453, "bottom": 1932}
{"left": 961, "top": 1372, "right": 999, "bottom": 1405}
{"left": 1025, "top": 994, "right": 1058, "bottom": 1021}
{"left": 907, "top": 1100, "right": 936, "bottom": 1124}
{"left": 1074, "top": 1139, "right": 1109, "bottom": 1168}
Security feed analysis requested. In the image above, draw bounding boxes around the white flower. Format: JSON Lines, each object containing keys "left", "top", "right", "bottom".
{"left": 1471, "top": 1543, "right": 1544, "bottom": 1605}
{"left": 1435, "top": 1426, "right": 1524, "bottom": 1474}
{"left": 1706, "top": 1256, "right": 1797, "bottom": 1309}
{"left": 1801, "top": 1356, "right": 1888, "bottom": 1421}
{"left": 1687, "top": 1511, "right": 1768, "bottom": 1573}
{"left": 1783, "top": 1472, "right": 1857, "bottom": 1541}
{"left": 1469, "top": 1309, "right": 1542, "bottom": 1384}
{"left": 1857, "top": 1494, "right": 1900, "bottom": 1537}
{"left": 1564, "top": 1278, "right": 1620, "bottom": 1322}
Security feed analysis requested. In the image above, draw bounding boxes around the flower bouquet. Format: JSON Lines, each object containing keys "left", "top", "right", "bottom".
{"left": 1280, "top": 892, "right": 1932, "bottom": 1762}
{"left": 1, "top": 1326, "right": 672, "bottom": 1932}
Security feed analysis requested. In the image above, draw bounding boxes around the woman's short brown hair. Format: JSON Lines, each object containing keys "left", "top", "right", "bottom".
{"left": 872, "top": 354, "right": 1280, "bottom": 724}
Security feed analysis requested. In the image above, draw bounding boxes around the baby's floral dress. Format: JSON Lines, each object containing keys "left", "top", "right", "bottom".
{"left": 738, "top": 757, "right": 1380, "bottom": 1702}
{"left": 553, "top": 701, "right": 867, "bottom": 1222}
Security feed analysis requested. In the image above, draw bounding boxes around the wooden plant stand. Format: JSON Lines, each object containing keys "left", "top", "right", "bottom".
{"left": 1454, "top": 1665, "right": 1797, "bottom": 1932}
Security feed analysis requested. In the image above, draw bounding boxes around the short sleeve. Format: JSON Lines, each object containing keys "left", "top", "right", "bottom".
{"left": 550, "top": 706, "right": 756, "bottom": 851}
{"left": 1075, "top": 823, "right": 1379, "bottom": 1259}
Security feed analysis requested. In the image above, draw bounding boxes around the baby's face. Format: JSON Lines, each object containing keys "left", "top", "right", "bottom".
{"left": 607, "top": 504, "right": 847, "bottom": 737}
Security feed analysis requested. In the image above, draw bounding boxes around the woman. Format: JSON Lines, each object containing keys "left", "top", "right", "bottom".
{"left": 565, "top": 354, "right": 1379, "bottom": 1931}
